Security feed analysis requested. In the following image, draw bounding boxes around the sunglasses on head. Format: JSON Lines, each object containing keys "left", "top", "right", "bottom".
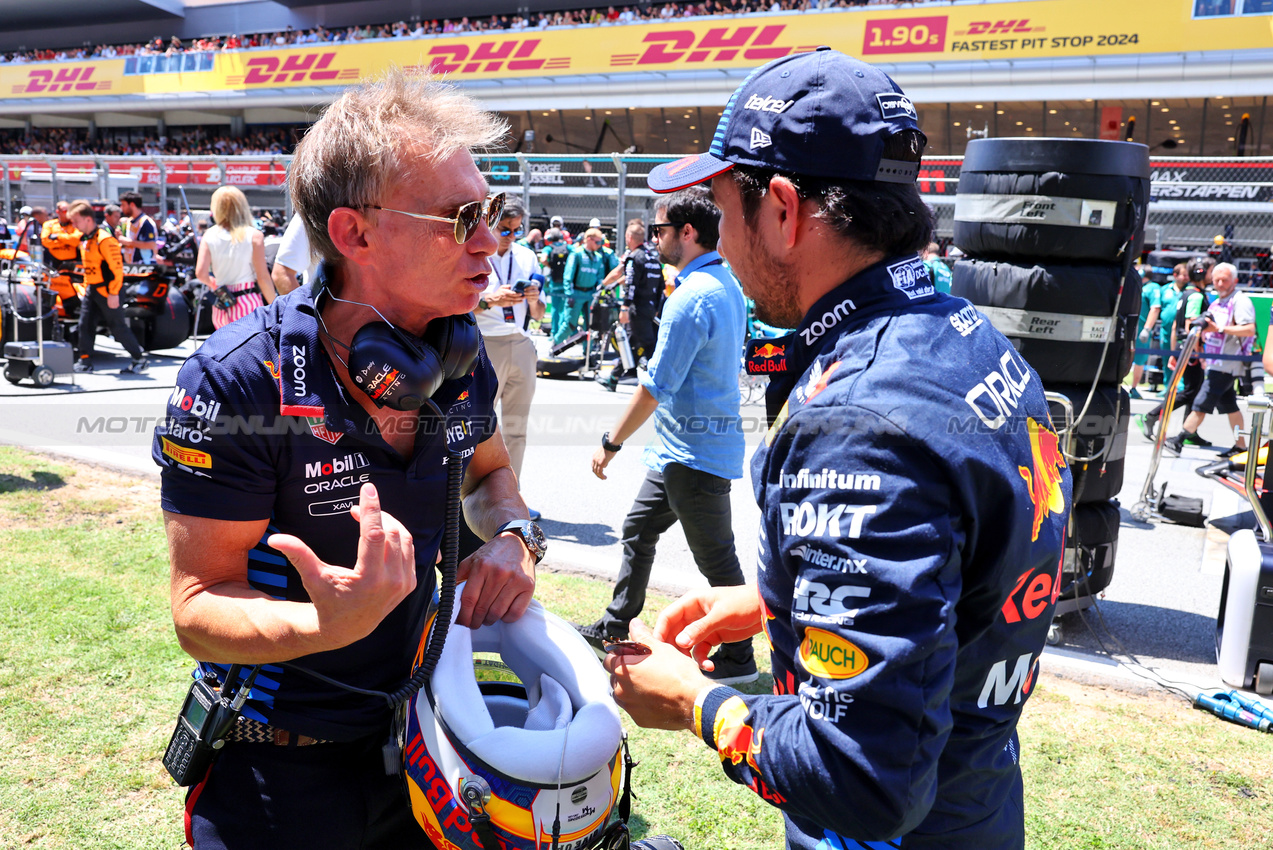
{"left": 366, "top": 192, "right": 506, "bottom": 244}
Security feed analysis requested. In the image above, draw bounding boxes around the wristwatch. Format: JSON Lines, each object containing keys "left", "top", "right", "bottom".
{"left": 602, "top": 431, "right": 623, "bottom": 452}
{"left": 495, "top": 519, "right": 547, "bottom": 564}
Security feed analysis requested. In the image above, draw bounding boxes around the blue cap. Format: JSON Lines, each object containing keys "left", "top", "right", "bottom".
{"left": 648, "top": 47, "right": 923, "bottom": 194}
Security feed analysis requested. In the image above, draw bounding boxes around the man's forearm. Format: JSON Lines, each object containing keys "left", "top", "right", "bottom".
{"left": 462, "top": 466, "right": 527, "bottom": 540}
{"left": 609, "top": 384, "right": 659, "bottom": 446}
{"left": 174, "top": 584, "right": 327, "bottom": 665}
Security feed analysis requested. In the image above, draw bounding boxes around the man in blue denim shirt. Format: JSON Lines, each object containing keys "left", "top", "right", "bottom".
{"left": 579, "top": 186, "right": 756, "bottom": 684}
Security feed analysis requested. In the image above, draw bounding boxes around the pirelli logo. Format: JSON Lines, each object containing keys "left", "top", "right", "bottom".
{"left": 162, "top": 437, "right": 211, "bottom": 469}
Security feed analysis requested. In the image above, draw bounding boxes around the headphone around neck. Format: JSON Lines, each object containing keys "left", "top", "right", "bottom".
{"left": 312, "top": 264, "right": 481, "bottom": 411}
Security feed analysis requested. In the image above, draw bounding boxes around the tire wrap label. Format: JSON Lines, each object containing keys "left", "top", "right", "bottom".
{"left": 954, "top": 193, "right": 1118, "bottom": 230}
{"left": 978, "top": 305, "right": 1114, "bottom": 343}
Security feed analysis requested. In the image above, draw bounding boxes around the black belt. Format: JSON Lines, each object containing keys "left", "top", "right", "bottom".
{"left": 225, "top": 714, "right": 332, "bottom": 747}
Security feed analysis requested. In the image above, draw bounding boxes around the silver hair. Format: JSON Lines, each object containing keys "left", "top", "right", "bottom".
{"left": 289, "top": 68, "right": 509, "bottom": 264}
{"left": 1212, "top": 262, "right": 1238, "bottom": 280}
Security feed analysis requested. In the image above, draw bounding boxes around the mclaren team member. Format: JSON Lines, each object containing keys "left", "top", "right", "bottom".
{"left": 606, "top": 49, "right": 1071, "bottom": 850}
{"left": 40, "top": 200, "right": 83, "bottom": 313}
{"left": 153, "top": 72, "right": 544, "bottom": 848}
{"left": 68, "top": 200, "right": 149, "bottom": 374}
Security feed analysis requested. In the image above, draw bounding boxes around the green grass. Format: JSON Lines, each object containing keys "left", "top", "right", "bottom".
{"left": 0, "top": 445, "right": 1271, "bottom": 849}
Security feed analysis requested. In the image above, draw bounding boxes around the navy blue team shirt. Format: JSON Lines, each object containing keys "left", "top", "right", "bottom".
{"left": 703, "top": 255, "right": 1072, "bottom": 850}
{"left": 153, "top": 274, "right": 498, "bottom": 742}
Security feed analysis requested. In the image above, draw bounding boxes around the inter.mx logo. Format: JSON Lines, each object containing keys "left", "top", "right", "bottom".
{"left": 610, "top": 25, "right": 810, "bottom": 67}
{"left": 226, "top": 52, "right": 360, "bottom": 86}
{"left": 11, "top": 66, "right": 111, "bottom": 95}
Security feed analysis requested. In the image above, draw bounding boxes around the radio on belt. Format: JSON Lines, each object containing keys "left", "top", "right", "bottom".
{"left": 163, "top": 664, "right": 259, "bottom": 785}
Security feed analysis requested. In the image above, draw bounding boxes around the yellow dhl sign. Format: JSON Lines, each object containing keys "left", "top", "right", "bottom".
{"left": 1, "top": 1, "right": 1269, "bottom": 100}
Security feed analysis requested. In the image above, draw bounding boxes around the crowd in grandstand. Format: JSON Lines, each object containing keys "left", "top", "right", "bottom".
{"left": 0, "top": 0, "right": 893, "bottom": 64}
{"left": 0, "top": 127, "right": 293, "bottom": 157}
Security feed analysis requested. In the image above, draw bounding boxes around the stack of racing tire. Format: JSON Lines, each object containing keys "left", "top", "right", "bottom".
{"left": 951, "top": 138, "right": 1150, "bottom": 617}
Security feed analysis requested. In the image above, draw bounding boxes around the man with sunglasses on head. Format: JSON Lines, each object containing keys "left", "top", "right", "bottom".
{"left": 153, "top": 71, "right": 543, "bottom": 848}
{"left": 475, "top": 200, "right": 546, "bottom": 518}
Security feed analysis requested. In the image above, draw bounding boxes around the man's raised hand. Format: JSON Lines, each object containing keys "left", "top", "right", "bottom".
{"left": 268, "top": 482, "right": 416, "bottom": 651}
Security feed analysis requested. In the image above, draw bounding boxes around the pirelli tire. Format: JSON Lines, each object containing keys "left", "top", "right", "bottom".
{"left": 537, "top": 355, "right": 585, "bottom": 377}
{"left": 1063, "top": 499, "right": 1120, "bottom": 600}
{"left": 952, "top": 258, "right": 1140, "bottom": 385}
{"left": 1045, "top": 383, "right": 1129, "bottom": 505}
{"left": 953, "top": 137, "right": 1150, "bottom": 263}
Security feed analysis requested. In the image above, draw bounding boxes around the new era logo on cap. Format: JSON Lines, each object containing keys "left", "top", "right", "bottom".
{"left": 750, "top": 128, "right": 772, "bottom": 150}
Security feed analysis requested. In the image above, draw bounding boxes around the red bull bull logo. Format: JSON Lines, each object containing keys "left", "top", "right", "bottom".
{"left": 805, "top": 361, "right": 841, "bottom": 402}
{"left": 714, "top": 698, "right": 765, "bottom": 774}
{"left": 747, "top": 341, "right": 788, "bottom": 375}
{"left": 1017, "top": 418, "right": 1067, "bottom": 541}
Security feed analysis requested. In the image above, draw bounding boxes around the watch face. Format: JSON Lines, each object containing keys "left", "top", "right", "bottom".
{"left": 527, "top": 522, "right": 547, "bottom": 553}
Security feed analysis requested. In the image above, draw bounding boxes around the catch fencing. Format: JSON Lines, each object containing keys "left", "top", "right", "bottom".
{"left": 3, "top": 152, "right": 1270, "bottom": 281}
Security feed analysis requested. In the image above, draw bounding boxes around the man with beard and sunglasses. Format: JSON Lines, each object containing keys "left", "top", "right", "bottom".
{"left": 153, "top": 71, "right": 543, "bottom": 848}
{"left": 603, "top": 48, "right": 1070, "bottom": 850}
{"left": 579, "top": 186, "right": 753, "bottom": 686}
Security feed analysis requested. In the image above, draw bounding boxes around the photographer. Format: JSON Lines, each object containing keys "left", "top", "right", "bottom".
{"left": 1165, "top": 262, "right": 1255, "bottom": 457}
{"left": 475, "top": 201, "right": 546, "bottom": 511}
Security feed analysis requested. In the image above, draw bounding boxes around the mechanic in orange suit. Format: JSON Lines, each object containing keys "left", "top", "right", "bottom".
{"left": 40, "top": 201, "right": 84, "bottom": 314}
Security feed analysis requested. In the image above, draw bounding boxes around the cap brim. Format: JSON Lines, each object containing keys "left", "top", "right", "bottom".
{"left": 647, "top": 153, "right": 734, "bottom": 194}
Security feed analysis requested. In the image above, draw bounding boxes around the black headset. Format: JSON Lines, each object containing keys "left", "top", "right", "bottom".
{"left": 312, "top": 264, "right": 481, "bottom": 411}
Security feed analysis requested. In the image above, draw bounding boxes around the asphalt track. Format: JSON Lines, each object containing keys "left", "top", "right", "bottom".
{"left": 0, "top": 331, "right": 1264, "bottom": 701}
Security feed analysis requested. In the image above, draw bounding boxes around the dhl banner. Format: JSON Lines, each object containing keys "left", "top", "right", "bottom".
{"left": 2, "top": 0, "right": 1271, "bottom": 101}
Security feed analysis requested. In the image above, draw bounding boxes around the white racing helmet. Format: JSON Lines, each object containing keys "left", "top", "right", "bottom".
{"left": 405, "top": 591, "right": 625, "bottom": 850}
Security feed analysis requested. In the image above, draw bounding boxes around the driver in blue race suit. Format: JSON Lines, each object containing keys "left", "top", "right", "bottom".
{"left": 605, "top": 49, "right": 1071, "bottom": 850}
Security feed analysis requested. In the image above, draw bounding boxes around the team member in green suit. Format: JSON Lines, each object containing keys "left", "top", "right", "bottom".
{"left": 557, "top": 227, "right": 618, "bottom": 343}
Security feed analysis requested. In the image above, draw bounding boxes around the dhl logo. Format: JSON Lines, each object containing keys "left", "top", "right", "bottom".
{"left": 161, "top": 437, "right": 211, "bottom": 469}
{"left": 1018, "top": 418, "right": 1067, "bottom": 542}
{"left": 226, "top": 52, "right": 360, "bottom": 86}
{"left": 956, "top": 19, "right": 1042, "bottom": 35}
{"left": 415, "top": 39, "right": 571, "bottom": 75}
{"left": 611, "top": 25, "right": 810, "bottom": 67}
{"left": 11, "top": 66, "right": 111, "bottom": 94}
{"left": 714, "top": 698, "right": 764, "bottom": 773}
